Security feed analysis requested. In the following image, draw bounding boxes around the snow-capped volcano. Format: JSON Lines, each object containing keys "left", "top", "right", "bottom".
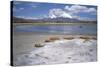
{"left": 49, "top": 9, "right": 72, "bottom": 19}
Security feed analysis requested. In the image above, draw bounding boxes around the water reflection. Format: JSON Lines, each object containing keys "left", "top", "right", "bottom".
{"left": 14, "top": 24, "right": 97, "bottom": 35}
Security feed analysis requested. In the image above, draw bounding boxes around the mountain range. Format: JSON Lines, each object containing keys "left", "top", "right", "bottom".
{"left": 12, "top": 17, "right": 97, "bottom": 23}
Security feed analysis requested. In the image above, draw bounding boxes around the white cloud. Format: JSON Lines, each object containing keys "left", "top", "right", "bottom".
{"left": 64, "top": 5, "right": 97, "bottom": 15}
{"left": 48, "top": 5, "right": 96, "bottom": 20}
{"left": 68, "top": 5, "right": 88, "bottom": 13}
{"left": 31, "top": 5, "right": 37, "bottom": 8}
{"left": 49, "top": 8, "right": 72, "bottom": 18}
{"left": 13, "top": 1, "right": 21, "bottom": 5}
{"left": 19, "top": 8, "right": 24, "bottom": 10}
{"left": 64, "top": 6, "right": 69, "bottom": 10}
{"left": 29, "top": 3, "right": 40, "bottom": 8}
{"left": 86, "top": 8, "right": 97, "bottom": 15}
{"left": 64, "top": 5, "right": 97, "bottom": 20}
{"left": 13, "top": 7, "right": 24, "bottom": 12}
{"left": 16, "top": 16, "right": 39, "bottom": 19}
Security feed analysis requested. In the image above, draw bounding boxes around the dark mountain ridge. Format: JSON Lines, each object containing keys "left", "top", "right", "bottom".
{"left": 12, "top": 17, "right": 97, "bottom": 23}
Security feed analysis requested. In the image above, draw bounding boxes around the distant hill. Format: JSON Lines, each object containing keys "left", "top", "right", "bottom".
{"left": 12, "top": 17, "right": 97, "bottom": 24}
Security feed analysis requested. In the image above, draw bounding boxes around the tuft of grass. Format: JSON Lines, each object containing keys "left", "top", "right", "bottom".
{"left": 44, "top": 37, "right": 60, "bottom": 42}
{"left": 80, "top": 36, "right": 97, "bottom": 43}
{"left": 34, "top": 43, "right": 44, "bottom": 47}
{"left": 80, "top": 37, "right": 90, "bottom": 43}
{"left": 44, "top": 40, "right": 52, "bottom": 42}
{"left": 49, "top": 37, "right": 60, "bottom": 41}
{"left": 80, "top": 37, "right": 90, "bottom": 39}
{"left": 63, "top": 37, "right": 74, "bottom": 40}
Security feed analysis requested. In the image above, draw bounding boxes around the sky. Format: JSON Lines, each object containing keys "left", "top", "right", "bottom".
{"left": 12, "top": 1, "right": 97, "bottom": 21}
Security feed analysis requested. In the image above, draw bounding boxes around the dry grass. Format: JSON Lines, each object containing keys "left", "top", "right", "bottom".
{"left": 92, "top": 37, "right": 97, "bottom": 40}
{"left": 34, "top": 43, "right": 44, "bottom": 47}
{"left": 80, "top": 36, "right": 97, "bottom": 43}
{"left": 49, "top": 37, "right": 60, "bottom": 40}
{"left": 80, "top": 37, "right": 90, "bottom": 43}
{"left": 44, "top": 40, "right": 52, "bottom": 42}
{"left": 44, "top": 37, "right": 60, "bottom": 42}
{"left": 63, "top": 37, "right": 74, "bottom": 40}
{"left": 80, "top": 36, "right": 97, "bottom": 40}
{"left": 80, "top": 37, "right": 90, "bottom": 39}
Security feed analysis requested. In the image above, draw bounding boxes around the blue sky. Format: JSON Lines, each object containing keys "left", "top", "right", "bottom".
{"left": 12, "top": 1, "right": 97, "bottom": 21}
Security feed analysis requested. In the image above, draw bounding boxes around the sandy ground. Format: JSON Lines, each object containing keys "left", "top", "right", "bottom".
{"left": 13, "top": 32, "right": 97, "bottom": 66}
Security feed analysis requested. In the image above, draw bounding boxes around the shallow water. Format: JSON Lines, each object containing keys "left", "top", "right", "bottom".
{"left": 14, "top": 24, "right": 97, "bottom": 35}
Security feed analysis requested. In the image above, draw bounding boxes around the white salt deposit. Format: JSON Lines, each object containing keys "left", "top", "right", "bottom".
{"left": 13, "top": 38, "right": 97, "bottom": 66}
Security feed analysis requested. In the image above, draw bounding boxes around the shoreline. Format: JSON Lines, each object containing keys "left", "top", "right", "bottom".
{"left": 13, "top": 32, "right": 97, "bottom": 37}
{"left": 13, "top": 23, "right": 97, "bottom": 26}
{"left": 13, "top": 32, "right": 97, "bottom": 55}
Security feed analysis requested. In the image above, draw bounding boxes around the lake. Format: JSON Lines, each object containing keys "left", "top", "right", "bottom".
{"left": 13, "top": 24, "right": 97, "bottom": 35}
